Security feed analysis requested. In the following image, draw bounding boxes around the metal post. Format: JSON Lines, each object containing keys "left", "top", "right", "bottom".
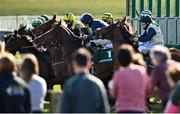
{"left": 175, "top": 0, "right": 179, "bottom": 17}
{"left": 139, "top": 0, "right": 144, "bottom": 34}
{"left": 166, "top": 0, "right": 170, "bottom": 17}
{"left": 157, "top": 0, "right": 161, "bottom": 17}
{"left": 148, "top": 0, "right": 153, "bottom": 12}
{"left": 126, "top": 0, "right": 130, "bottom": 16}
{"left": 140, "top": 0, "right": 144, "bottom": 13}
{"left": 131, "top": 0, "right": 136, "bottom": 18}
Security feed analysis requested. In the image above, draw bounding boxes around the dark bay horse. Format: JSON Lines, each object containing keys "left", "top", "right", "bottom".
{"left": 15, "top": 15, "right": 68, "bottom": 85}
{"left": 5, "top": 32, "right": 53, "bottom": 88}
{"left": 34, "top": 20, "right": 83, "bottom": 76}
{"left": 92, "top": 17, "right": 136, "bottom": 70}
{"left": 17, "top": 14, "right": 58, "bottom": 38}
{"left": 34, "top": 20, "right": 115, "bottom": 90}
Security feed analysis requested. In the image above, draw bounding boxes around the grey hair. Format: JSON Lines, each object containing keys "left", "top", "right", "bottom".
{"left": 150, "top": 45, "right": 171, "bottom": 63}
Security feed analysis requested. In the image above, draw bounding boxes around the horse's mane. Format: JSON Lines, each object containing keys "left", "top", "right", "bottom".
{"left": 60, "top": 25, "right": 81, "bottom": 39}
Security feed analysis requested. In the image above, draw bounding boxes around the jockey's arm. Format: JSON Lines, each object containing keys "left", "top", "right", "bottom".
{"left": 139, "top": 27, "right": 156, "bottom": 42}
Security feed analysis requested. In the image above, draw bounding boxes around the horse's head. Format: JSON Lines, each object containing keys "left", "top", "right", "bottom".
{"left": 119, "top": 16, "right": 136, "bottom": 38}
{"left": 92, "top": 16, "right": 136, "bottom": 44}
{"left": 17, "top": 25, "right": 35, "bottom": 38}
{"left": 5, "top": 30, "right": 34, "bottom": 54}
{"left": 34, "top": 20, "right": 62, "bottom": 48}
{"left": 32, "top": 14, "right": 58, "bottom": 36}
{"left": 34, "top": 20, "right": 79, "bottom": 48}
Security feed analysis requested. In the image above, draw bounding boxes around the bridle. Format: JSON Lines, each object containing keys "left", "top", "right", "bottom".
{"left": 92, "top": 21, "right": 136, "bottom": 43}
{"left": 26, "top": 29, "right": 35, "bottom": 39}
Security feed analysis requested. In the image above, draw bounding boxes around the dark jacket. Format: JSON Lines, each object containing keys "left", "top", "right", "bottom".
{"left": 0, "top": 72, "right": 31, "bottom": 113}
{"left": 60, "top": 72, "right": 109, "bottom": 113}
{"left": 139, "top": 27, "right": 156, "bottom": 42}
{"left": 91, "top": 19, "right": 108, "bottom": 32}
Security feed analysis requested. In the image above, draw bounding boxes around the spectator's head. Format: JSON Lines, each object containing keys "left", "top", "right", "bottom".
{"left": 116, "top": 44, "right": 135, "bottom": 67}
{"left": 150, "top": 45, "right": 171, "bottom": 65}
{"left": 72, "top": 48, "right": 92, "bottom": 74}
{"left": 166, "top": 64, "right": 180, "bottom": 87}
{"left": 0, "top": 52, "right": 16, "bottom": 73}
{"left": 20, "top": 54, "right": 39, "bottom": 82}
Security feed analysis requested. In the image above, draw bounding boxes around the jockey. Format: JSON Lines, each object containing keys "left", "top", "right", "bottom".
{"left": 63, "top": 13, "right": 84, "bottom": 36}
{"left": 102, "top": 13, "right": 114, "bottom": 25}
{"left": 79, "top": 13, "right": 112, "bottom": 48}
{"left": 140, "top": 10, "right": 159, "bottom": 27}
{"left": 80, "top": 13, "right": 108, "bottom": 33}
{"left": 138, "top": 15, "right": 164, "bottom": 54}
{"left": 26, "top": 15, "right": 49, "bottom": 31}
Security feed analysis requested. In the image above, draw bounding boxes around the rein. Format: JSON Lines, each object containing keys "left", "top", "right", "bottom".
{"left": 27, "top": 29, "right": 35, "bottom": 38}
{"left": 52, "top": 61, "right": 65, "bottom": 67}
{"left": 22, "top": 44, "right": 43, "bottom": 52}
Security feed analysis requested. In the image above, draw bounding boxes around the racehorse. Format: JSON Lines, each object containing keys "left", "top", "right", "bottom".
{"left": 92, "top": 17, "right": 137, "bottom": 70}
{"left": 92, "top": 17, "right": 180, "bottom": 67}
{"left": 5, "top": 31, "right": 53, "bottom": 88}
{"left": 17, "top": 14, "right": 58, "bottom": 38}
{"left": 34, "top": 20, "right": 82, "bottom": 76}
{"left": 34, "top": 20, "right": 116, "bottom": 92}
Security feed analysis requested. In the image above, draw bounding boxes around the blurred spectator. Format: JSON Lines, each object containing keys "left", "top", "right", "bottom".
{"left": 110, "top": 44, "right": 150, "bottom": 113}
{"left": 0, "top": 52, "right": 31, "bottom": 113}
{"left": 20, "top": 54, "right": 47, "bottom": 113}
{"left": 60, "top": 48, "right": 109, "bottom": 113}
{"left": 0, "top": 41, "right": 5, "bottom": 54}
{"left": 164, "top": 66, "right": 180, "bottom": 113}
{"left": 150, "top": 45, "right": 179, "bottom": 108}
{"left": 0, "top": 42, "right": 5, "bottom": 52}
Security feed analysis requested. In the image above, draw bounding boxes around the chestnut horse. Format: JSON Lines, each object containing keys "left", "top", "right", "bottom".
{"left": 92, "top": 17, "right": 137, "bottom": 70}
{"left": 92, "top": 17, "right": 180, "bottom": 66}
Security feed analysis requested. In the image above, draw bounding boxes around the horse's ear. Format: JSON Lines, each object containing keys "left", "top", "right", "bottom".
{"left": 58, "top": 20, "right": 61, "bottom": 26}
{"left": 115, "top": 20, "right": 120, "bottom": 25}
{"left": 14, "top": 30, "right": 18, "bottom": 37}
{"left": 122, "top": 16, "right": 127, "bottom": 23}
{"left": 52, "top": 14, "right": 56, "bottom": 20}
{"left": 21, "top": 25, "right": 26, "bottom": 29}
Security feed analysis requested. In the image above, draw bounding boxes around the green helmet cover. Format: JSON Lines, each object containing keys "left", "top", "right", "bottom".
{"left": 31, "top": 19, "right": 43, "bottom": 27}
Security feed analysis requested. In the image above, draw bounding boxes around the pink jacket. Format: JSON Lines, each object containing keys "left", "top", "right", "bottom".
{"left": 111, "top": 64, "right": 150, "bottom": 112}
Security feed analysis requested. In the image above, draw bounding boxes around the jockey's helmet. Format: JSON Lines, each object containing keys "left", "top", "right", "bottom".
{"left": 140, "top": 10, "right": 152, "bottom": 17}
{"left": 102, "top": 13, "right": 113, "bottom": 21}
{"left": 80, "top": 13, "right": 94, "bottom": 25}
{"left": 31, "top": 19, "right": 43, "bottom": 27}
{"left": 41, "top": 15, "right": 49, "bottom": 21}
{"left": 139, "top": 15, "right": 152, "bottom": 23}
{"left": 37, "top": 17, "right": 46, "bottom": 23}
{"left": 63, "top": 13, "right": 75, "bottom": 22}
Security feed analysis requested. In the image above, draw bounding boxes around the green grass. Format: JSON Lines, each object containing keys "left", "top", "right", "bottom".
{"left": 0, "top": 0, "right": 176, "bottom": 18}
{"left": 0, "top": 0, "right": 124, "bottom": 18}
